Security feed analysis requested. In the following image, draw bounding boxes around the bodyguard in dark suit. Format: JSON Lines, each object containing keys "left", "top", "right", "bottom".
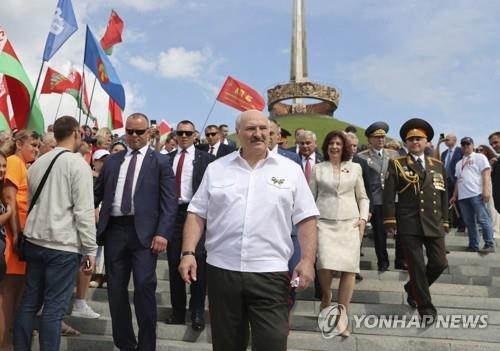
{"left": 166, "top": 121, "right": 214, "bottom": 331}
{"left": 197, "top": 125, "right": 233, "bottom": 159}
{"left": 384, "top": 118, "right": 448, "bottom": 324}
{"left": 218, "top": 124, "right": 237, "bottom": 150}
{"left": 489, "top": 132, "right": 500, "bottom": 213}
{"left": 439, "top": 133, "right": 464, "bottom": 229}
{"left": 357, "top": 122, "right": 405, "bottom": 271}
{"left": 95, "top": 113, "right": 177, "bottom": 350}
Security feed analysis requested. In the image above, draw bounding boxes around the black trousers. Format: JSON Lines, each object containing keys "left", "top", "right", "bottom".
{"left": 372, "top": 205, "right": 404, "bottom": 267}
{"left": 400, "top": 234, "right": 448, "bottom": 315}
{"left": 104, "top": 217, "right": 158, "bottom": 351}
{"left": 167, "top": 206, "right": 206, "bottom": 319}
{"left": 207, "top": 265, "right": 289, "bottom": 351}
{"left": 0, "top": 236, "right": 6, "bottom": 281}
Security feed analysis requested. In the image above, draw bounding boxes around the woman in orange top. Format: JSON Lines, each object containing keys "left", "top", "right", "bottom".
{"left": 0, "top": 130, "right": 40, "bottom": 350}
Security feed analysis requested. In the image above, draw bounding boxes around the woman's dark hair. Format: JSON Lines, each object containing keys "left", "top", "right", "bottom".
{"left": 478, "top": 145, "right": 496, "bottom": 160}
{"left": 322, "top": 130, "right": 350, "bottom": 162}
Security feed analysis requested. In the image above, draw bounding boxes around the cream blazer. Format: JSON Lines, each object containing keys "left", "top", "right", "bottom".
{"left": 309, "top": 161, "right": 370, "bottom": 221}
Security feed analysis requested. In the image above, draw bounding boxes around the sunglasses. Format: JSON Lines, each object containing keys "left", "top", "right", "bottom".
{"left": 176, "top": 130, "right": 194, "bottom": 137}
{"left": 461, "top": 142, "right": 471, "bottom": 146}
{"left": 126, "top": 129, "right": 148, "bottom": 136}
{"left": 205, "top": 132, "right": 218, "bottom": 137}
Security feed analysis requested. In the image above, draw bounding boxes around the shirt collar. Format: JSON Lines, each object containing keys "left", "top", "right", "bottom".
{"left": 411, "top": 153, "right": 425, "bottom": 162}
{"left": 127, "top": 144, "right": 149, "bottom": 156}
{"left": 230, "top": 149, "right": 278, "bottom": 165}
{"left": 212, "top": 141, "right": 221, "bottom": 149}
{"left": 271, "top": 144, "right": 279, "bottom": 153}
{"left": 180, "top": 144, "right": 195, "bottom": 154}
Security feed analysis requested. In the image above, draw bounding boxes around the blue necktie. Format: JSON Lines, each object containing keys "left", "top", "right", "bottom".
{"left": 120, "top": 150, "right": 139, "bottom": 215}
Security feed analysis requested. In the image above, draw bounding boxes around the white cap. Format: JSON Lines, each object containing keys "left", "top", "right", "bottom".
{"left": 92, "top": 149, "right": 110, "bottom": 161}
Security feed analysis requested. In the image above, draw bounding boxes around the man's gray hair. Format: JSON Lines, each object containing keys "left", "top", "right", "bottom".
{"left": 235, "top": 109, "right": 270, "bottom": 132}
{"left": 345, "top": 131, "right": 359, "bottom": 142}
{"left": 297, "top": 130, "right": 317, "bottom": 142}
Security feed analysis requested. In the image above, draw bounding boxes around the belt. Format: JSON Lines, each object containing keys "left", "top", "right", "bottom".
{"left": 110, "top": 216, "right": 135, "bottom": 225}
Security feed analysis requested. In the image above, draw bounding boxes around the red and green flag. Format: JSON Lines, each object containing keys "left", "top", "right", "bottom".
{"left": 0, "top": 28, "right": 44, "bottom": 133}
{"left": 100, "top": 10, "right": 124, "bottom": 56}
{"left": 107, "top": 97, "right": 123, "bottom": 130}
{"left": 0, "top": 75, "right": 12, "bottom": 131}
{"left": 41, "top": 66, "right": 80, "bottom": 94}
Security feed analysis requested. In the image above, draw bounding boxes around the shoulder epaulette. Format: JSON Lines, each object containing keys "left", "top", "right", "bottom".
{"left": 394, "top": 156, "right": 406, "bottom": 160}
{"left": 428, "top": 157, "right": 442, "bottom": 164}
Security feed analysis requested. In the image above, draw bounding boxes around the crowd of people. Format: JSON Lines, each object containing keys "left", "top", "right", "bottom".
{"left": 0, "top": 111, "right": 498, "bottom": 350}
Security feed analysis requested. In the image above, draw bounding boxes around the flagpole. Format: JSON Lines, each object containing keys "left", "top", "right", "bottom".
{"left": 84, "top": 77, "right": 97, "bottom": 126}
{"left": 28, "top": 60, "right": 45, "bottom": 113}
{"left": 54, "top": 94, "right": 63, "bottom": 122}
{"left": 201, "top": 98, "right": 217, "bottom": 132}
{"left": 79, "top": 28, "right": 89, "bottom": 126}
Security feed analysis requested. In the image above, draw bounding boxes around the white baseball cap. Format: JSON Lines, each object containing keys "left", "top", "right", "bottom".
{"left": 92, "top": 149, "right": 110, "bottom": 161}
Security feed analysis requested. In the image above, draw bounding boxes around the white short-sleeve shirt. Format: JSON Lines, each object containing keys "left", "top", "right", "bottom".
{"left": 188, "top": 151, "right": 319, "bottom": 272}
{"left": 455, "top": 152, "right": 490, "bottom": 200}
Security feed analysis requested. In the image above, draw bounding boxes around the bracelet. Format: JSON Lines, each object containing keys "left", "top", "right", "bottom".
{"left": 181, "top": 251, "right": 196, "bottom": 258}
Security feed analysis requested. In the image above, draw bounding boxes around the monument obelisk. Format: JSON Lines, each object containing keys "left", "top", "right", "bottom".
{"left": 268, "top": 0, "right": 339, "bottom": 117}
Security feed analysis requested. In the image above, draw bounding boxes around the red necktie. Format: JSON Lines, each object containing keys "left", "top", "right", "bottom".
{"left": 305, "top": 157, "right": 312, "bottom": 182}
{"left": 176, "top": 150, "right": 186, "bottom": 198}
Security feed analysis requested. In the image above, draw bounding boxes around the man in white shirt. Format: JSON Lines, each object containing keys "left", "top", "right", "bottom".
{"left": 179, "top": 110, "right": 319, "bottom": 351}
{"left": 451, "top": 137, "right": 495, "bottom": 252}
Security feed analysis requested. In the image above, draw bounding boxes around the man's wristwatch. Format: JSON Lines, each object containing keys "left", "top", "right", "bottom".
{"left": 181, "top": 251, "right": 196, "bottom": 258}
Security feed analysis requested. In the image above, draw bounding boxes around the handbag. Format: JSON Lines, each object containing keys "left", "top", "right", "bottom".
{"left": 16, "top": 150, "right": 69, "bottom": 261}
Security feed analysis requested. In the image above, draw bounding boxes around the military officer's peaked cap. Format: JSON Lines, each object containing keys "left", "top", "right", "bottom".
{"left": 400, "top": 118, "right": 434, "bottom": 141}
{"left": 365, "top": 121, "right": 389, "bottom": 137}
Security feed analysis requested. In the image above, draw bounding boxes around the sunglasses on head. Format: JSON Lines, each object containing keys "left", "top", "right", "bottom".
{"left": 176, "top": 130, "right": 194, "bottom": 137}
{"left": 205, "top": 132, "right": 218, "bottom": 137}
{"left": 126, "top": 129, "right": 148, "bottom": 136}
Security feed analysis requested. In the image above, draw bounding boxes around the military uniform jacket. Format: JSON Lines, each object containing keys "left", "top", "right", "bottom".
{"left": 383, "top": 155, "right": 449, "bottom": 237}
{"left": 357, "top": 148, "right": 399, "bottom": 205}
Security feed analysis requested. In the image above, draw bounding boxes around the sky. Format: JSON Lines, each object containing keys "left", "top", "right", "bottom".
{"left": 1, "top": 0, "right": 500, "bottom": 145}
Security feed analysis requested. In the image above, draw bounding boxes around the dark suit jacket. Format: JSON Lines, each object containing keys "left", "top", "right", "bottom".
{"left": 277, "top": 147, "right": 301, "bottom": 167}
{"left": 298, "top": 150, "right": 323, "bottom": 164}
{"left": 441, "top": 147, "right": 463, "bottom": 181}
{"left": 168, "top": 148, "right": 215, "bottom": 198}
{"left": 224, "top": 139, "right": 237, "bottom": 151}
{"left": 197, "top": 143, "right": 233, "bottom": 159}
{"left": 352, "top": 154, "right": 372, "bottom": 211}
{"left": 383, "top": 155, "right": 448, "bottom": 237}
{"left": 94, "top": 148, "right": 178, "bottom": 247}
{"left": 493, "top": 159, "right": 500, "bottom": 214}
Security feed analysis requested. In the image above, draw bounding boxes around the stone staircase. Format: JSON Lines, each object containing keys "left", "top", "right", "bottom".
{"left": 34, "top": 228, "right": 500, "bottom": 350}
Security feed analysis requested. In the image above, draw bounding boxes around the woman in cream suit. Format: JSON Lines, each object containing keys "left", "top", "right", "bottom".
{"left": 309, "top": 131, "right": 369, "bottom": 334}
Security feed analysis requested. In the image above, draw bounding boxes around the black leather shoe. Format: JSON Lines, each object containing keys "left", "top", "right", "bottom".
{"left": 191, "top": 312, "right": 205, "bottom": 332}
{"left": 404, "top": 284, "right": 417, "bottom": 309}
{"left": 165, "top": 314, "right": 185, "bottom": 325}
{"left": 394, "top": 261, "right": 408, "bottom": 270}
{"left": 378, "top": 262, "right": 389, "bottom": 272}
{"left": 418, "top": 308, "right": 437, "bottom": 327}
{"left": 355, "top": 273, "right": 363, "bottom": 281}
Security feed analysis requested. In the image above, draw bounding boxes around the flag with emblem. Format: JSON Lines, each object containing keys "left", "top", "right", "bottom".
{"left": 84, "top": 26, "right": 125, "bottom": 110}
{"left": 0, "top": 75, "right": 12, "bottom": 131}
{"left": 0, "top": 28, "right": 44, "bottom": 133}
{"left": 43, "top": 0, "right": 78, "bottom": 61}
{"left": 41, "top": 66, "right": 80, "bottom": 94}
{"left": 216, "top": 76, "right": 265, "bottom": 112}
{"left": 100, "top": 10, "right": 124, "bottom": 55}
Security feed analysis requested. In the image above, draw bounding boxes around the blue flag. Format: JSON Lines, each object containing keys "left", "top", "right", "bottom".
{"left": 84, "top": 26, "right": 126, "bottom": 110}
{"left": 42, "top": 0, "right": 78, "bottom": 61}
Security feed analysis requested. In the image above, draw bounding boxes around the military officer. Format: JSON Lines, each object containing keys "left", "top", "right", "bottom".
{"left": 358, "top": 122, "right": 405, "bottom": 271}
{"left": 383, "top": 118, "right": 449, "bottom": 324}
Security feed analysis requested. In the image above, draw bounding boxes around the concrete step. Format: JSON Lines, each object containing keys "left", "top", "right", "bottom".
{"left": 77, "top": 299, "right": 500, "bottom": 326}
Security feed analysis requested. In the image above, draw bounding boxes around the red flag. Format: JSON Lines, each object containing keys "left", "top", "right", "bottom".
{"left": 100, "top": 10, "right": 124, "bottom": 55}
{"left": 0, "top": 75, "right": 11, "bottom": 130}
{"left": 159, "top": 120, "right": 171, "bottom": 136}
{"left": 107, "top": 97, "right": 123, "bottom": 130}
{"left": 41, "top": 67, "right": 80, "bottom": 94}
{"left": 216, "top": 76, "right": 265, "bottom": 112}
